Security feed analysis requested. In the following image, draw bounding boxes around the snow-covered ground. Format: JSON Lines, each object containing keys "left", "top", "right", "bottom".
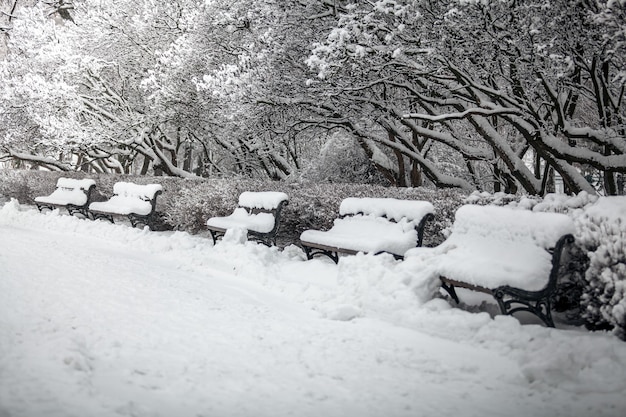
{"left": 1, "top": 198, "right": 625, "bottom": 417}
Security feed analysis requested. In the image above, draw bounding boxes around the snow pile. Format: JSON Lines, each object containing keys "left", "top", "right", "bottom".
{"left": 34, "top": 177, "right": 96, "bottom": 206}
{"left": 57, "top": 177, "right": 96, "bottom": 190}
{"left": 1, "top": 199, "right": 626, "bottom": 417}
{"left": 113, "top": 182, "right": 163, "bottom": 199}
{"left": 339, "top": 197, "right": 434, "bottom": 223}
{"left": 238, "top": 191, "right": 288, "bottom": 210}
{"left": 451, "top": 204, "right": 575, "bottom": 248}
{"left": 207, "top": 207, "right": 276, "bottom": 233}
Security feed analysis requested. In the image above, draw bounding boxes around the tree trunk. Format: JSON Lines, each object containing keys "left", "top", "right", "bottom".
{"left": 388, "top": 129, "right": 406, "bottom": 187}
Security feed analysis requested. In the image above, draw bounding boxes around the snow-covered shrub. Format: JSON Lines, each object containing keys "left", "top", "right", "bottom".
{"left": 463, "top": 190, "right": 599, "bottom": 213}
{"left": 576, "top": 197, "right": 626, "bottom": 339}
{"left": 464, "top": 190, "right": 521, "bottom": 206}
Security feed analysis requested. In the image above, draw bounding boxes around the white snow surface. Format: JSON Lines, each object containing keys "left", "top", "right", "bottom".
{"left": 1, "top": 199, "right": 626, "bottom": 417}
{"left": 35, "top": 188, "right": 90, "bottom": 207}
{"left": 56, "top": 178, "right": 96, "bottom": 191}
{"left": 300, "top": 215, "right": 418, "bottom": 256}
{"left": 585, "top": 196, "right": 626, "bottom": 221}
{"left": 206, "top": 207, "right": 276, "bottom": 233}
{"left": 34, "top": 178, "right": 96, "bottom": 206}
{"left": 89, "top": 196, "right": 153, "bottom": 216}
{"left": 407, "top": 205, "right": 576, "bottom": 291}
{"left": 113, "top": 182, "right": 162, "bottom": 199}
{"left": 238, "top": 191, "right": 288, "bottom": 210}
{"left": 339, "top": 197, "right": 434, "bottom": 223}
{"left": 451, "top": 205, "right": 575, "bottom": 249}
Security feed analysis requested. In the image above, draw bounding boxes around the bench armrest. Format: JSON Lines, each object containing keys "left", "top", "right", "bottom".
{"left": 494, "top": 233, "right": 575, "bottom": 299}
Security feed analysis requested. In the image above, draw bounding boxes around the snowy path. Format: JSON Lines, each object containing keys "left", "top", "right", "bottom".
{"left": 1, "top": 201, "right": 625, "bottom": 417}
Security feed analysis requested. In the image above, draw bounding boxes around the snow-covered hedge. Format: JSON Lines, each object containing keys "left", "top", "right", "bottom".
{"left": 576, "top": 198, "right": 626, "bottom": 340}
{"left": 0, "top": 170, "right": 467, "bottom": 246}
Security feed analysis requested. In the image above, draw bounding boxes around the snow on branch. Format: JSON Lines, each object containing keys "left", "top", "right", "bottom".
{"left": 402, "top": 107, "right": 522, "bottom": 121}
{"left": 7, "top": 150, "right": 73, "bottom": 171}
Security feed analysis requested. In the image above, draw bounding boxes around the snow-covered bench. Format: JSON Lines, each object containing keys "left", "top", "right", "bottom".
{"left": 89, "top": 182, "right": 163, "bottom": 230}
{"left": 206, "top": 191, "right": 289, "bottom": 246}
{"left": 300, "top": 197, "right": 435, "bottom": 263}
{"left": 34, "top": 177, "right": 96, "bottom": 218}
{"left": 407, "top": 205, "right": 575, "bottom": 327}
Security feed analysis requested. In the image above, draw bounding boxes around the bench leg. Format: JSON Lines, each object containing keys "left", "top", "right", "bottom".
{"left": 303, "top": 245, "right": 313, "bottom": 260}
{"left": 209, "top": 230, "right": 222, "bottom": 245}
{"left": 128, "top": 213, "right": 153, "bottom": 230}
{"left": 92, "top": 212, "right": 115, "bottom": 224}
{"left": 247, "top": 230, "right": 280, "bottom": 247}
{"left": 302, "top": 245, "right": 339, "bottom": 264}
{"left": 494, "top": 290, "right": 555, "bottom": 328}
{"left": 36, "top": 203, "right": 53, "bottom": 213}
{"left": 440, "top": 281, "right": 460, "bottom": 304}
{"left": 67, "top": 205, "right": 89, "bottom": 218}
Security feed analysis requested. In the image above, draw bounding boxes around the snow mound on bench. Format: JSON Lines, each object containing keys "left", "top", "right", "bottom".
{"left": 34, "top": 178, "right": 96, "bottom": 206}
{"left": 206, "top": 207, "right": 275, "bottom": 233}
{"left": 452, "top": 205, "right": 574, "bottom": 249}
{"left": 56, "top": 177, "right": 96, "bottom": 190}
{"left": 238, "top": 191, "right": 288, "bottom": 210}
{"left": 89, "top": 196, "right": 154, "bottom": 216}
{"left": 301, "top": 215, "right": 418, "bottom": 256}
{"left": 35, "top": 189, "right": 89, "bottom": 206}
{"left": 339, "top": 198, "right": 434, "bottom": 223}
{"left": 113, "top": 182, "right": 162, "bottom": 199}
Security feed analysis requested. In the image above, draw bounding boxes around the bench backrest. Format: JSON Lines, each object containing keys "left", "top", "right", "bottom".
{"left": 56, "top": 178, "right": 96, "bottom": 191}
{"left": 339, "top": 197, "right": 434, "bottom": 224}
{"left": 113, "top": 182, "right": 162, "bottom": 201}
{"left": 238, "top": 191, "right": 289, "bottom": 211}
{"left": 452, "top": 205, "right": 575, "bottom": 249}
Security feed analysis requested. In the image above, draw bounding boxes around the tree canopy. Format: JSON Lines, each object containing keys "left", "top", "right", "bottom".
{"left": 1, "top": 0, "right": 624, "bottom": 195}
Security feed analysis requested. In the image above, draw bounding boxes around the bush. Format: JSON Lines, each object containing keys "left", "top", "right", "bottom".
{"left": 576, "top": 198, "right": 626, "bottom": 340}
